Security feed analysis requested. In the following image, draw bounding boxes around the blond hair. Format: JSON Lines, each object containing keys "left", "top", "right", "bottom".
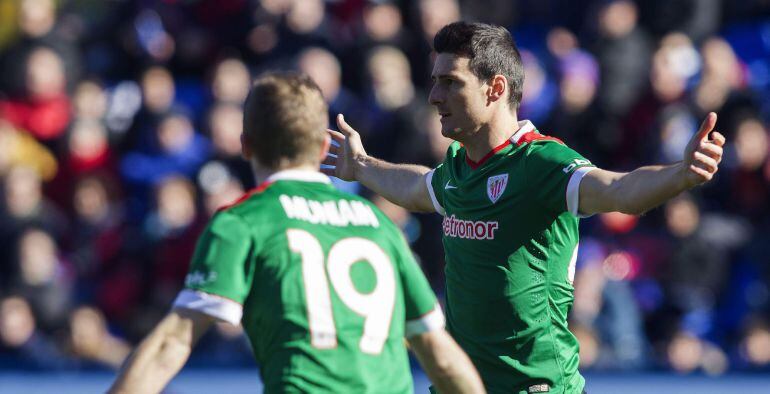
{"left": 243, "top": 72, "right": 328, "bottom": 169}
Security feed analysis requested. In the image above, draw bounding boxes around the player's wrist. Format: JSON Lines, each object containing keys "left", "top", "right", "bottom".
{"left": 675, "top": 161, "right": 698, "bottom": 190}
{"left": 352, "top": 153, "right": 372, "bottom": 180}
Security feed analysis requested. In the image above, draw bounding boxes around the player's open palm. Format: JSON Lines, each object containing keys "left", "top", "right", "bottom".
{"left": 322, "top": 114, "right": 367, "bottom": 181}
{"left": 682, "top": 112, "right": 726, "bottom": 188}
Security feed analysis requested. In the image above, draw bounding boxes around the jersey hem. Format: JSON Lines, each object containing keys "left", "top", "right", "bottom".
{"left": 425, "top": 170, "right": 446, "bottom": 216}
{"left": 405, "top": 303, "right": 445, "bottom": 337}
{"left": 566, "top": 166, "right": 596, "bottom": 218}
{"left": 172, "top": 289, "right": 243, "bottom": 325}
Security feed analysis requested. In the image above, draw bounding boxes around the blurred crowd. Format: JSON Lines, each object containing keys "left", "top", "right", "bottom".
{"left": 1, "top": 0, "right": 770, "bottom": 376}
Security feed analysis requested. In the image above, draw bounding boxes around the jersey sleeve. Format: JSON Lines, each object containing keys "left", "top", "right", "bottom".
{"left": 172, "top": 210, "right": 256, "bottom": 324}
{"left": 426, "top": 163, "right": 446, "bottom": 216}
{"left": 392, "top": 233, "right": 445, "bottom": 337}
{"left": 525, "top": 141, "right": 596, "bottom": 217}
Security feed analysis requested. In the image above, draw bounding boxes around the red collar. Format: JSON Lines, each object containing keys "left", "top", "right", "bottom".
{"left": 465, "top": 139, "right": 512, "bottom": 170}
{"left": 216, "top": 181, "right": 274, "bottom": 212}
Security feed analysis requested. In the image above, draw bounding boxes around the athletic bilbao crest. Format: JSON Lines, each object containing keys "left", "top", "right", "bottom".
{"left": 487, "top": 174, "right": 508, "bottom": 204}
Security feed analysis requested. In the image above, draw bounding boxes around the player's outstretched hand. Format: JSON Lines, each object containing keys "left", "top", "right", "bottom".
{"left": 322, "top": 114, "right": 367, "bottom": 181}
{"left": 682, "top": 112, "right": 726, "bottom": 188}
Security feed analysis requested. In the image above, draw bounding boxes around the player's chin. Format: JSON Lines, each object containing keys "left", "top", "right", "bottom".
{"left": 440, "top": 123, "right": 463, "bottom": 138}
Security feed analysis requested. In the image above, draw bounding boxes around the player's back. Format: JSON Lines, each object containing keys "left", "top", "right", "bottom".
{"left": 205, "top": 171, "right": 437, "bottom": 393}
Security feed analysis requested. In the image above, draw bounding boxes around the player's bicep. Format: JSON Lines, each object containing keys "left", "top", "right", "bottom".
{"left": 577, "top": 168, "right": 625, "bottom": 216}
{"left": 423, "top": 169, "right": 445, "bottom": 215}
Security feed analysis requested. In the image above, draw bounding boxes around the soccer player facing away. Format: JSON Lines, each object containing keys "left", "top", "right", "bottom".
{"left": 109, "top": 73, "right": 485, "bottom": 394}
{"left": 324, "top": 22, "right": 726, "bottom": 394}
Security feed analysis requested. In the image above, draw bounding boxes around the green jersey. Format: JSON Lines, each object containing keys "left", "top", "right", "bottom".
{"left": 426, "top": 121, "right": 595, "bottom": 394}
{"left": 173, "top": 170, "right": 443, "bottom": 393}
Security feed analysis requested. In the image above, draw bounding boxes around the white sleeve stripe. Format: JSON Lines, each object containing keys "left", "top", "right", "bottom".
{"left": 425, "top": 170, "right": 446, "bottom": 216}
{"left": 405, "top": 303, "right": 445, "bottom": 338}
{"left": 172, "top": 289, "right": 243, "bottom": 325}
{"left": 566, "top": 166, "right": 597, "bottom": 218}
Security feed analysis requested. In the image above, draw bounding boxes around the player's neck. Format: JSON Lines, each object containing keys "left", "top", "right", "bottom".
{"left": 463, "top": 110, "right": 519, "bottom": 162}
{"left": 251, "top": 163, "right": 320, "bottom": 186}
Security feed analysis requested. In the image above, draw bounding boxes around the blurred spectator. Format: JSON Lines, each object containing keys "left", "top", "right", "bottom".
{"left": 417, "top": 0, "right": 461, "bottom": 45}
{"left": 666, "top": 330, "right": 728, "bottom": 375}
{"left": 364, "top": 46, "right": 429, "bottom": 162}
{"left": 210, "top": 58, "right": 251, "bottom": 105}
{"left": 592, "top": 0, "right": 652, "bottom": 117}
{"left": 198, "top": 161, "right": 245, "bottom": 216}
{"left": 297, "top": 47, "right": 363, "bottom": 195}
{"left": 692, "top": 37, "right": 749, "bottom": 118}
{"left": 121, "top": 110, "right": 210, "bottom": 192}
{"left": 67, "top": 306, "right": 130, "bottom": 369}
{"left": 519, "top": 50, "right": 559, "bottom": 125}
{"left": 543, "top": 48, "right": 602, "bottom": 160}
{"left": 623, "top": 33, "right": 700, "bottom": 163}
{"left": 739, "top": 317, "right": 770, "bottom": 368}
{"left": 342, "top": 2, "right": 415, "bottom": 92}
{"left": 660, "top": 195, "right": 729, "bottom": 339}
{"left": 722, "top": 116, "right": 770, "bottom": 219}
{"left": 206, "top": 102, "right": 253, "bottom": 188}
{"left": 0, "top": 46, "right": 71, "bottom": 143}
{"left": 145, "top": 176, "right": 205, "bottom": 313}
{"left": 72, "top": 80, "right": 108, "bottom": 121}
{"left": 10, "top": 228, "right": 74, "bottom": 330}
{"left": 0, "top": 165, "right": 67, "bottom": 263}
{"left": 0, "top": 0, "right": 81, "bottom": 94}
{"left": 297, "top": 46, "right": 363, "bottom": 128}
{"left": 0, "top": 296, "right": 69, "bottom": 370}
{"left": 68, "top": 174, "right": 126, "bottom": 282}
{"left": 411, "top": 0, "right": 461, "bottom": 84}
{"left": 130, "top": 9, "right": 175, "bottom": 63}
{"left": 122, "top": 66, "right": 176, "bottom": 150}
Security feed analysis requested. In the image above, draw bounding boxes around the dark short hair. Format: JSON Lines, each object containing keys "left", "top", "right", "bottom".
{"left": 243, "top": 72, "right": 328, "bottom": 169}
{"left": 433, "top": 22, "right": 524, "bottom": 109}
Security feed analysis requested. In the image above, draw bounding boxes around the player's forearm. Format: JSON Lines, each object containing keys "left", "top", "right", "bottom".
{"left": 109, "top": 313, "right": 195, "bottom": 394}
{"left": 355, "top": 155, "right": 434, "bottom": 212}
{"left": 599, "top": 163, "right": 690, "bottom": 215}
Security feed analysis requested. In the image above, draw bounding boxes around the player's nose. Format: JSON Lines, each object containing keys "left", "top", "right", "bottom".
{"left": 428, "top": 84, "right": 443, "bottom": 106}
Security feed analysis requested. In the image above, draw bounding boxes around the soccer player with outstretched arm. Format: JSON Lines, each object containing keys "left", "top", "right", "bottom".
{"left": 109, "top": 73, "right": 484, "bottom": 394}
{"left": 323, "top": 22, "right": 725, "bottom": 394}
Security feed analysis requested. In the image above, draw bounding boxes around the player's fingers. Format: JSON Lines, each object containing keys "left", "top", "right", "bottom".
{"left": 710, "top": 131, "right": 726, "bottom": 147}
{"left": 694, "top": 112, "right": 717, "bottom": 142}
{"left": 320, "top": 167, "right": 336, "bottom": 176}
{"left": 336, "top": 114, "right": 356, "bottom": 137}
{"left": 689, "top": 164, "right": 713, "bottom": 181}
{"left": 698, "top": 142, "right": 723, "bottom": 163}
{"left": 692, "top": 151, "right": 719, "bottom": 173}
{"left": 327, "top": 128, "right": 345, "bottom": 142}
{"left": 322, "top": 154, "right": 337, "bottom": 166}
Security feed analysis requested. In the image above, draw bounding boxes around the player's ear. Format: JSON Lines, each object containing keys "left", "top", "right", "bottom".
{"left": 486, "top": 75, "right": 507, "bottom": 104}
{"left": 318, "top": 132, "right": 331, "bottom": 162}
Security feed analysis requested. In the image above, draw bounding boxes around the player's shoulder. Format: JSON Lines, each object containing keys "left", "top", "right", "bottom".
{"left": 216, "top": 181, "right": 278, "bottom": 218}
{"left": 444, "top": 141, "right": 464, "bottom": 160}
{"left": 517, "top": 130, "right": 582, "bottom": 161}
